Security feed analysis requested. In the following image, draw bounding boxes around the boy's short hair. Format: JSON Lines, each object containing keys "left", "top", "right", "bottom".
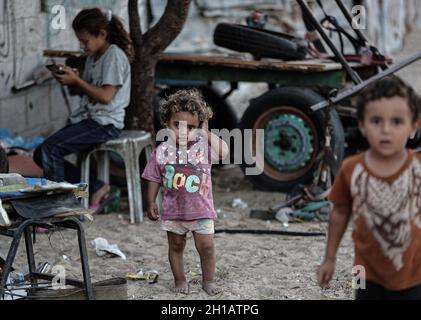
{"left": 0, "top": 146, "right": 9, "bottom": 174}
{"left": 159, "top": 89, "right": 214, "bottom": 126}
{"left": 356, "top": 76, "right": 421, "bottom": 122}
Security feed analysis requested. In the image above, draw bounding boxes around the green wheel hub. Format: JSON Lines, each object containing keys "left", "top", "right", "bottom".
{"left": 265, "top": 114, "right": 314, "bottom": 172}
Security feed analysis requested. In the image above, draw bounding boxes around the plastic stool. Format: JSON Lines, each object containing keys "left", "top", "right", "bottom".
{"left": 80, "top": 131, "right": 153, "bottom": 224}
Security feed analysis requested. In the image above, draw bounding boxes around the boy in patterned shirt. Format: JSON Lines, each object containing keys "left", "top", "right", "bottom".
{"left": 317, "top": 76, "right": 421, "bottom": 300}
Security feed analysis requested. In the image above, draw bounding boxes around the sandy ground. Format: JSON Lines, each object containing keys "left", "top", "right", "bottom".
{"left": 2, "top": 28, "right": 421, "bottom": 301}
{"left": 0, "top": 165, "right": 354, "bottom": 300}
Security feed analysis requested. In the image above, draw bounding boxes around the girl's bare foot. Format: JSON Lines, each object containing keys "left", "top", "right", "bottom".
{"left": 202, "top": 282, "right": 222, "bottom": 296}
{"left": 173, "top": 281, "right": 189, "bottom": 294}
{"left": 91, "top": 183, "right": 110, "bottom": 206}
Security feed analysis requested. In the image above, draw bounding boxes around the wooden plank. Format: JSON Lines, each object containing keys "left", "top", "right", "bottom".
{"left": 158, "top": 53, "right": 345, "bottom": 73}
{"left": 43, "top": 50, "right": 347, "bottom": 73}
{"left": 44, "top": 50, "right": 347, "bottom": 87}
{"left": 156, "top": 62, "right": 346, "bottom": 89}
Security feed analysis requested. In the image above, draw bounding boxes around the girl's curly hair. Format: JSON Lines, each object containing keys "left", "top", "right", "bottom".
{"left": 159, "top": 89, "right": 214, "bottom": 126}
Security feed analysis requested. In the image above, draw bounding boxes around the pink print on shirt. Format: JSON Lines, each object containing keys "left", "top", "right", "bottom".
{"left": 163, "top": 165, "right": 211, "bottom": 198}
{"left": 142, "top": 137, "right": 217, "bottom": 221}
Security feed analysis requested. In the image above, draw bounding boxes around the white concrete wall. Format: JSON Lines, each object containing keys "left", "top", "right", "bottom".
{"left": 364, "top": 0, "right": 421, "bottom": 54}
{"left": 0, "top": 0, "right": 147, "bottom": 138}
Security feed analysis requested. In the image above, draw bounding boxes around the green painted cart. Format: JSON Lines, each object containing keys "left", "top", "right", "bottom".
{"left": 155, "top": 53, "right": 379, "bottom": 191}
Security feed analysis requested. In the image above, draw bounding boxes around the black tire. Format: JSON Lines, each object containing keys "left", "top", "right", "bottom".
{"left": 239, "top": 87, "right": 344, "bottom": 192}
{"left": 214, "top": 23, "right": 308, "bottom": 61}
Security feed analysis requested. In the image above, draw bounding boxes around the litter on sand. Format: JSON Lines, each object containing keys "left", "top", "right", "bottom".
{"left": 232, "top": 198, "right": 248, "bottom": 209}
{"left": 126, "top": 269, "right": 159, "bottom": 284}
{"left": 275, "top": 207, "right": 293, "bottom": 227}
{"left": 250, "top": 185, "right": 332, "bottom": 223}
{"left": 92, "top": 237, "right": 127, "bottom": 260}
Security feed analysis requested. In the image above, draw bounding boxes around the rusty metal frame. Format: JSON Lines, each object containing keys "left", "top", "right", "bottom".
{"left": 0, "top": 217, "right": 94, "bottom": 300}
{"left": 311, "top": 51, "right": 421, "bottom": 113}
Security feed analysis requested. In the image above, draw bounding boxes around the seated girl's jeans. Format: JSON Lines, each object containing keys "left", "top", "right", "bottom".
{"left": 33, "top": 119, "right": 121, "bottom": 194}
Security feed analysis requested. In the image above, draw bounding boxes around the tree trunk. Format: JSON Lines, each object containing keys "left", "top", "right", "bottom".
{"left": 126, "top": 0, "right": 192, "bottom": 133}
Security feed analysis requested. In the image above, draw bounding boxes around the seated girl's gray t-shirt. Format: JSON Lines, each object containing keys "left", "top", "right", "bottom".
{"left": 70, "top": 44, "right": 131, "bottom": 130}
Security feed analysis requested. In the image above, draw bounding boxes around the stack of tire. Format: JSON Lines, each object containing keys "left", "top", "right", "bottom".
{"left": 213, "top": 23, "right": 308, "bottom": 61}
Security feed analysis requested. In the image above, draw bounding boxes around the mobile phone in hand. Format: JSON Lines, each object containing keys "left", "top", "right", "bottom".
{"left": 46, "top": 64, "right": 65, "bottom": 75}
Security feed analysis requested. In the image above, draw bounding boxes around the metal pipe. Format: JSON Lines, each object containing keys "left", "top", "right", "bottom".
{"left": 311, "top": 51, "right": 421, "bottom": 113}
{"left": 297, "top": 0, "right": 363, "bottom": 84}
{"left": 302, "top": 9, "right": 327, "bottom": 54}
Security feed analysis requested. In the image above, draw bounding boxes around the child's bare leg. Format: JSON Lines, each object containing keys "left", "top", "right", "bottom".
{"left": 193, "top": 233, "right": 222, "bottom": 296}
{"left": 167, "top": 232, "right": 189, "bottom": 294}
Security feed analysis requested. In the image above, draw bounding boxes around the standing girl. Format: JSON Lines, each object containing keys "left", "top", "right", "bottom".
{"left": 142, "top": 89, "right": 229, "bottom": 295}
{"left": 34, "top": 8, "right": 133, "bottom": 212}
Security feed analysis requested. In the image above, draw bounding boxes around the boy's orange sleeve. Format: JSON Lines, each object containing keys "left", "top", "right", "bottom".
{"left": 328, "top": 162, "right": 353, "bottom": 208}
